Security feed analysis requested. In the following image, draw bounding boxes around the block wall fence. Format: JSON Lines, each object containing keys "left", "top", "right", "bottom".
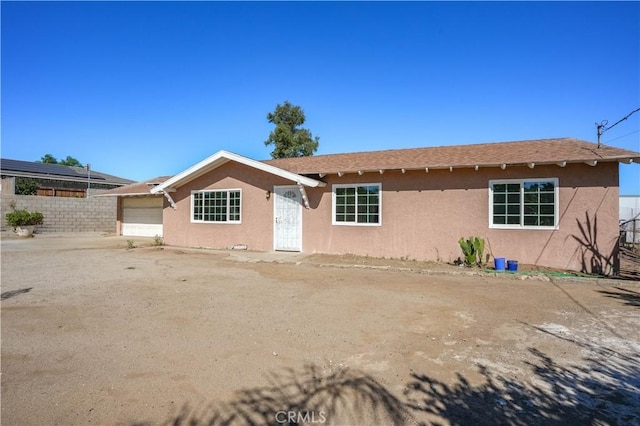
{"left": 1, "top": 193, "right": 116, "bottom": 233}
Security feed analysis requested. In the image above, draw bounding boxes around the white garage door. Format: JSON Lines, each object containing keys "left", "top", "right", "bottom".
{"left": 122, "top": 197, "right": 163, "bottom": 237}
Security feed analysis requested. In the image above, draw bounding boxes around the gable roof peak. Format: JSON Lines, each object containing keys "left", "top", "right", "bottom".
{"left": 151, "top": 150, "right": 326, "bottom": 194}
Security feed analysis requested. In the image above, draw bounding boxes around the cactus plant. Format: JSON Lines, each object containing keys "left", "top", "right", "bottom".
{"left": 458, "top": 236, "right": 489, "bottom": 266}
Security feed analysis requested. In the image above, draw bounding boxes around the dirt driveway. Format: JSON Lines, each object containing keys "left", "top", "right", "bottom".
{"left": 2, "top": 235, "right": 639, "bottom": 425}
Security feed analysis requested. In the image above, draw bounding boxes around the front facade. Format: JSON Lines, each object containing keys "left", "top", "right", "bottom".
{"left": 151, "top": 138, "right": 639, "bottom": 275}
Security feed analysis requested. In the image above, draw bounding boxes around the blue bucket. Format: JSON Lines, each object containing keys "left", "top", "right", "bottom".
{"left": 494, "top": 257, "right": 506, "bottom": 271}
{"left": 507, "top": 260, "right": 518, "bottom": 272}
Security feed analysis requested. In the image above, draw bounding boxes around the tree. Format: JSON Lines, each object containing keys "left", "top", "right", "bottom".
{"left": 264, "top": 101, "right": 319, "bottom": 159}
{"left": 39, "top": 154, "right": 58, "bottom": 164}
{"left": 15, "top": 178, "right": 38, "bottom": 195}
{"left": 59, "top": 156, "right": 82, "bottom": 167}
{"left": 37, "top": 154, "right": 83, "bottom": 167}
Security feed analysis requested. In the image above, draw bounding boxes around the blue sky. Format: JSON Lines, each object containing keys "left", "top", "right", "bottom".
{"left": 2, "top": 1, "right": 639, "bottom": 194}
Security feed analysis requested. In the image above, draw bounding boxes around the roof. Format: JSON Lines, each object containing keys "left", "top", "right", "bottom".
{"left": 264, "top": 138, "right": 640, "bottom": 175}
{"left": 0, "top": 158, "right": 134, "bottom": 185}
{"left": 151, "top": 150, "right": 326, "bottom": 194}
{"left": 96, "top": 176, "right": 172, "bottom": 197}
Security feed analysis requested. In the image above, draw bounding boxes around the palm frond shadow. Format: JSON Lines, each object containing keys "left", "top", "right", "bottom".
{"left": 598, "top": 286, "right": 640, "bottom": 308}
{"left": 404, "top": 346, "right": 640, "bottom": 426}
{"left": 132, "top": 343, "right": 640, "bottom": 426}
{"left": 571, "top": 212, "right": 618, "bottom": 275}
{"left": 133, "top": 364, "right": 412, "bottom": 426}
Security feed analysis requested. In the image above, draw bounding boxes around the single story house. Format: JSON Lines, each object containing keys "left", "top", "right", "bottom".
{"left": 1, "top": 158, "right": 134, "bottom": 197}
{"left": 112, "top": 138, "right": 639, "bottom": 275}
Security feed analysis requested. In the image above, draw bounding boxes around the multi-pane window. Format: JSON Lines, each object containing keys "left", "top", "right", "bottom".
{"left": 192, "top": 190, "right": 241, "bottom": 223}
{"left": 333, "top": 184, "right": 381, "bottom": 225}
{"left": 492, "top": 183, "right": 521, "bottom": 225}
{"left": 490, "top": 179, "right": 558, "bottom": 229}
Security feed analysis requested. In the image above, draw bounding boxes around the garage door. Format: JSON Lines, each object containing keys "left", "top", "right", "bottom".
{"left": 122, "top": 197, "right": 163, "bottom": 237}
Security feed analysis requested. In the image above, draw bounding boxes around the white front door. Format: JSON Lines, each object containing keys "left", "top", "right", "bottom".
{"left": 274, "top": 186, "right": 302, "bottom": 251}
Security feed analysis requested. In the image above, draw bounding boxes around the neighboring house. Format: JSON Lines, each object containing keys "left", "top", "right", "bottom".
{"left": 97, "top": 176, "right": 170, "bottom": 237}
{"left": 620, "top": 195, "right": 640, "bottom": 244}
{"left": 113, "top": 138, "right": 638, "bottom": 275}
{"left": 0, "top": 158, "right": 134, "bottom": 197}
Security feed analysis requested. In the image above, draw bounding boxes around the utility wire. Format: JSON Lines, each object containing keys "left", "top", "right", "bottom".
{"left": 603, "top": 129, "right": 640, "bottom": 144}
{"left": 596, "top": 107, "right": 640, "bottom": 148}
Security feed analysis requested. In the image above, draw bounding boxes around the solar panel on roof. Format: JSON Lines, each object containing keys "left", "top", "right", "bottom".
{"left": 0, "top": 158, "right": 111, "bottom": 180}
{"left": 0, "top": 158, "right": 87, "bottom": 178}
{"left": 1, "top": 158, "right": 133, "bottom": 184}
{"left": 68, "top": 166, "right": 105, "bottom": 180}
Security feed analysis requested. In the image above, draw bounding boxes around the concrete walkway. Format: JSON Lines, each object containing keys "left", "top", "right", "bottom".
{"left": 0, "top": 231, "right": 309, "bottom": 263}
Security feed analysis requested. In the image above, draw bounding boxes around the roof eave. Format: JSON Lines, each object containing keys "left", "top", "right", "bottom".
{"left": 94, "top": 192, "right": 161, "bottom": 197}
{"left": 296, "top": 156, "right": 640, "bottom": 176}
{"left": 151, "top": 150, "right": 326, "bottom": 194}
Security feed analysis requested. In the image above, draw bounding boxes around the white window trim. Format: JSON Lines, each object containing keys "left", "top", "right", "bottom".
{"left": 191, "top": 188, "right": 242, "bottom": 224}
{"left": 332, "top": 183, "right": 382, "bottom": 227}
{"left": 489, "top": 178, "right": 559, "bottom": 230}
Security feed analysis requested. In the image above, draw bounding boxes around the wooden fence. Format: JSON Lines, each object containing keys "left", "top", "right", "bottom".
{"left": 36, "top": 188, "right": 86, "bottom": 198}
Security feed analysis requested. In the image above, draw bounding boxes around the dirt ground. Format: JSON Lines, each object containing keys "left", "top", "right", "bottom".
{"left": 1, "top": 234, "right": 639, "bottom": 425}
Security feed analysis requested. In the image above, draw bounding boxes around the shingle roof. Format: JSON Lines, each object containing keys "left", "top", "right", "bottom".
{"left": 264, "top": 138, "right": 640, "bottom": 175}
{"left": 0, "top": 158, "right": 134, "bottom": 185}
{"left": 68, "top": 166, "right": 135, "bottom": 185}
{"left": 97, "top": 176, "right": 172, "bottom": 196}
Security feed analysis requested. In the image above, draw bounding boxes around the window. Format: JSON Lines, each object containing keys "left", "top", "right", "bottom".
{"left": 489, "top": 179, "right": 558, "bottom": 229}
{"left": 333, "top": 184, "right": 381, "bottom": 225}
{"left": 192, "top": 189, "right": 241, "bottom": 223}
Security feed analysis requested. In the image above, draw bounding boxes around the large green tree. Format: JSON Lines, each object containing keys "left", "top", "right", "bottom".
{"left": 39, "top": 154, "right": 58, "bottom": 164}
{"left": 264, "top": 101, "right": 319, "bottom": 159}
{"left": 59, "top": 156, "right": 82, "bottom": 167}
{"left": 37, "top": 154, "right": 83, "bottom": 167}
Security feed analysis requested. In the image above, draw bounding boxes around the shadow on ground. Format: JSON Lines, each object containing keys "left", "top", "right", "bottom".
{"left": 405, "top": 347, "right": 639, "bottom": 426}
{"left": 131, "top": 364, "right": 411, "bottom": 426}
{"left": 598, "top": 286, "right": 640, "bottom": 308}
{"left": 132, "top": 341, "right": 639, "bottom": 426}
{"left": 1, "top": 287, "right": 32, "bottom": 300}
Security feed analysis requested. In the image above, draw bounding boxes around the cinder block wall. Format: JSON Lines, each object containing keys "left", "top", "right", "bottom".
{"left": 1, "top": 195, "right": 117, "bottom": 233}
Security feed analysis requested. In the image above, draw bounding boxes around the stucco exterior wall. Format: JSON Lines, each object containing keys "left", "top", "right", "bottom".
{"left": 162, "top": 160, "right": 620, "bottom": 274}
{"left": 162, "top": 161, "right": 291, "bottom": 250}
{"left": 301, "top": 162, "right": 619, "bottom": 274}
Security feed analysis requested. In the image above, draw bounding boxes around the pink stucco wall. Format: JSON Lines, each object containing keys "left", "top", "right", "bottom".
{"left": 162, "top": 161, "right": 291, "bottom": 251}
{"left": 162, "top": 160, "right": 620, "bottom": 274}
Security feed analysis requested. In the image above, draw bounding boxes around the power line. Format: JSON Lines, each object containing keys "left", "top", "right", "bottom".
{"left": 596, "top": 107, "right": 640, "bottom": 148}
{"left": 603, "top": 129, "right": 640, "bottom": 144}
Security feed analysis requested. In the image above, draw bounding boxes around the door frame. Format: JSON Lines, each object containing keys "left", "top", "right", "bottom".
{"left": 272, "top": 185, "right": 303, "bottom": 252}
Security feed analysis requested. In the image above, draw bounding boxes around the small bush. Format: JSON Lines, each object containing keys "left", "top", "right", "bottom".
{"left": 153, "top": 235, "right": 164, "bottom": 246}
{"left": 126, "top": 240, "right": 136, "bottom": 250}
{"left": 5, "top": 209, "right": 44, "bottom": 227}
{"left": 15, "top": 178, "right": 39, "bottom": 195}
